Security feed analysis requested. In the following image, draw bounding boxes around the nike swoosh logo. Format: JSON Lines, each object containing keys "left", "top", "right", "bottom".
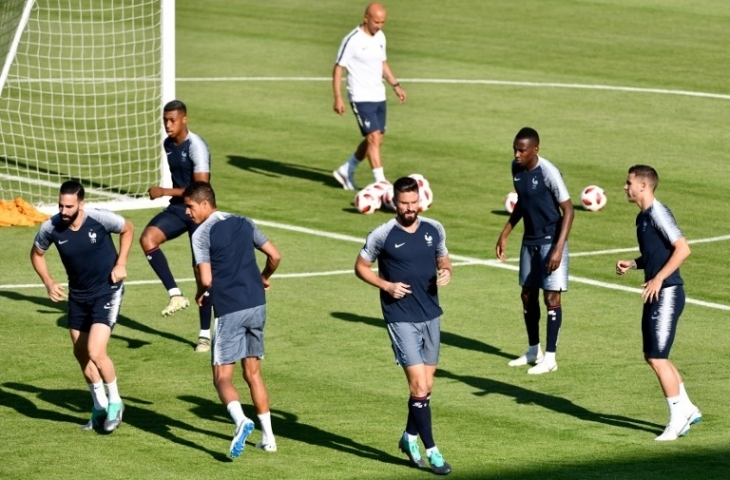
{"left": 58, "top": 239, "right": 69, "bottom": 244}
{"left": 104, "top": 304, "right": 114, "bottom": 309}
{"left": 395, "top": 243, "right": 405, "bottom": 248}
{"left": 514, "top": 177, "right": 521, "bottom": 181}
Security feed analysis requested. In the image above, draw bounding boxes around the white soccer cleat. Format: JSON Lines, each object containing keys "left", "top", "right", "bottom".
{"left": 161, "top": 295, "right": 190, "bottom": 317}
{"left": 508, "top": 350, "right": 544, "bottom": 367}
{"left": 688, "top": 407, "right": 702, "bottom": 426}
{"left": 333, "top": 167, "right": 358, "bottom": 191}
{"left": 527, "top": 361, "right": 558, "bottom": 375}
{"left": 254, "top": 441, "right": 277, "bottom": 452}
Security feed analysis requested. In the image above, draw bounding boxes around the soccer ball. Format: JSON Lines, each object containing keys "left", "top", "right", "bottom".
{"left": 354, "top": 185, "right": 382, "bottom": 214}
{"left": 504, "top": 191, "right": 518, "bottom": 214}
{"left": 408, "top": 173, "right": 433, "bottom": 212}
{"left": 381, "top": 184, "right": 395, "bottom": 211}
{"left": 580, "top": 185, "right": 607, "bottom": 211}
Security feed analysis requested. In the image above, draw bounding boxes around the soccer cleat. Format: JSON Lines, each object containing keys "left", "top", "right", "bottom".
{"left": 427, "top": 450, "right": 452, "bottom": 475}
{"left": 688, "top": 408, "right": 702, "bottom": 426}
{"left": 527, "top": 361, "right": 558, "bottom": 375}
{"left": 229, "top": 419, "right": 255, "bottom": 459}
{"left": 80, "top": 406, "right": 107, "bottom": 431}
{"left": 195, "top": 336, "right": 211, "bottom": 353}
{"left": 508, "top": 349, "right": 544, "bottom": 367}
{"left": 161, "top": 295, "right": 190, "bottom": 317}
{"left": 104, "top": 401, "right": 124, "bottom": 432}
{"left": 333, "top": 167, "right": 358, "bottom": 191}
{"left": 398, "top": 433, "right": 426, "bottom": 468}
{"left": 254, "top": 440, "right": 278, "bottom": 452}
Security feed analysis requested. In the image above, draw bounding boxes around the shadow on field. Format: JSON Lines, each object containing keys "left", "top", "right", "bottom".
{"left": 2, "top": 382, "right": 231, "bottom": 461}
{"left": 228, "top": 155, "right": 341, "bottom": 188}
{"left": 436, "top": 369, "right": 662, "bottom": 434}
{"left": 0, "top": 290, "right": 194, "bottom": 350}
{"left": 445, "top": 449, "right": 730, "bottom": 480}
{"left": 331, "top": 311, "right": 514, "bottom": 361}
{"left": 179, "top": 395, "right": 408, "bottom": 466}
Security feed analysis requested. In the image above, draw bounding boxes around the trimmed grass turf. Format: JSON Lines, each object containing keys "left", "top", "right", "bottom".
{"left": 2, "top": 0, "right": 730, "bottom": 478}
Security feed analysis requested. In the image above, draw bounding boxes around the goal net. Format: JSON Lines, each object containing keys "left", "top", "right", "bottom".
{"left": 0, "top": 0, "right": 174, "bottom": 212}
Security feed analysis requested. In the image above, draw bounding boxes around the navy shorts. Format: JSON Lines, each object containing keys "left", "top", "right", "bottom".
{"left": 212, "top": 304, "right": 266, "bottom": 365}
{"left": 386, "top": 317, "right": 441, "bottom": 367}
{"left": 146, "top": 203, "right": 198, "bottom": 265}
{"left": 519, "top": 243, "right": 569, "bottom": 291}
{"left": 642, "top": 285, "right": 685, "bottom": 359}
{"left": 351, "top": 101, "right": 387, "bottom": 136}
{"left": 67, "top": 285, "right": 123, "bottom": 332}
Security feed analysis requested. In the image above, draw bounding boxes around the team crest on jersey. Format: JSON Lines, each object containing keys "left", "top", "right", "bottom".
{"left": 88, "top": 230, "right": 97, "bottom": 244}
{"left": 532, "top": 177, "right": 539, "bottom": 189}
{"left": 424, "top": 233, "right": 433, "bottom": 246}
{"left": 181, "top": 151, "right": 188, "bottom": 162}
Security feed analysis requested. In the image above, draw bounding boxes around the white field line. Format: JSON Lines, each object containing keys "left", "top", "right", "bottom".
{"left": 177, "top": 76, "right": 730, "bottom": 101}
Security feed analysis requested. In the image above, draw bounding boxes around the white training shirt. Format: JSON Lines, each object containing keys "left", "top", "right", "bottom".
{"left": 335, "top": 26, "right": 387, "bottom": 102}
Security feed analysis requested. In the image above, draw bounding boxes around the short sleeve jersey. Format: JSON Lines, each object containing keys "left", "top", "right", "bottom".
{"left": 164, "top": 131, "right": 211, "bottom": 204}
{"left": 359, "top": 217, "right": 448, "bottom": 324}
{"left": 511, "top": 156, "right": 571, "bottom": 246}
{"left": 191, "top": 211, "right": 269, "bottom": 316}
{"left": 635, "top": 199, "right": 684, "bottom": 287}
{"left": 34, "top": 208, "right": 125, "bottom": 300}
{"left": 335, "top": 26, "right": 387, "bottom": 103}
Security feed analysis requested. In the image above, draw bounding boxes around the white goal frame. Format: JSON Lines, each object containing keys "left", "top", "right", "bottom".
{"left": 0, "top": 0, "right": 175, "bottom": 213}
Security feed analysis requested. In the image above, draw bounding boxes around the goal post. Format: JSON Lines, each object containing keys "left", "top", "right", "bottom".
{"left": 0, "top": 0, "right": 175, "bottom": 213}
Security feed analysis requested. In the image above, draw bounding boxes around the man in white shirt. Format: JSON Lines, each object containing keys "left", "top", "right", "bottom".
{"left": 332, "top": 2, "right": 407, "bottom": 190}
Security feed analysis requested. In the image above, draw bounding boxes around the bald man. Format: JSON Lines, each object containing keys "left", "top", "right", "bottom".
{"left": 332, "top": 3, "right": 407, "bottom": 191}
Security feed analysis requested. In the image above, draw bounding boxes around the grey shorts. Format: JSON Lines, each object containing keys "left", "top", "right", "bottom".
{"left": 386, "top": 317, "right": 441, "bottom": 367}
{"left": 519, "top": 243, "right": 569, "bottom": 291}
{"left": 212, "top": 304, "right": 266, "bottom": 366}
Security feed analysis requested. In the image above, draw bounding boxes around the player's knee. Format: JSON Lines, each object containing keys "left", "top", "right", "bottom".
{"left": 544, "top": 291, "right": 561, "bottom": 307}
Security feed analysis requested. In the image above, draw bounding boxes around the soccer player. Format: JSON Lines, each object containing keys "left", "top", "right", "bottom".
{"left": 355, "top": 176, "right": 452, "bottom": 475}
{"left": 140, "top": 99, "right": 213, "bottom": 352}
{"left": 615, "top": 165, "right": 701, "bottom": 441}
{"left": 332, "top": 2, "right": 407, "bottom": 190}
{"left": 184, "top": 181, "right": 281, "bottom": 458}
{"left": 495, "top": 127, "right": 574, "bottom": 375}
{"left": 30, "top": 180, "right": 133, "bottom": 432}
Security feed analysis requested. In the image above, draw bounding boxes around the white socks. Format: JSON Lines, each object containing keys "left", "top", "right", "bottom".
{"left": 372, "top": 167, "right": 385, "bottom": 183}
{"left": 543, "top": 351, "right": 556, "bottom": 364}
{"left": 198, "top": 329, "right": 210, "bottom": 339}
{"left": 227, "top": 400, "right": 247, "bottom": 427}
{"left": 105, "top": 378, "right": 122, "bottom": 404}
{"left": 168, "top": 288, "right": 182, "bottom": 297}
{"left": 257, "top": 411, "right": 276, "bottom": 445}
{"left": 88, "top": 381, "right": 108, "bottom": 410}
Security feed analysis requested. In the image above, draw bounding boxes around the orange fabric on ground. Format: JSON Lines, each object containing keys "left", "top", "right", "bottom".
{"left": 0, "top": 198, "right": 50, "bottom": 227}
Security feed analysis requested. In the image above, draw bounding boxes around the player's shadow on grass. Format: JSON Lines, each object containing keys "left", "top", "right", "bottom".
{"left": 435, "top": 369, "right": 663, "bottom": 434}
{"left": 331, "top": 311, "right": 514, "bottom": 361}
{"left": 0, "top": 290, "right": 193, "bottom": 350}
{"left": 228, "top": 155, "right": 341, "bottom": 188}
{"left": 179, "top": 395, "right": 408, "bottom": 466}
{"left": 2, "top": 382, "right": 231, "bottom": 462}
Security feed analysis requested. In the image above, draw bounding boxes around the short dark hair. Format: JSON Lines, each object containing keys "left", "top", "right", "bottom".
{"left": 628, "top": 164, "right": 659, "bottom": 190}
{"left": 59, "top": 180, "right": 85, "bottom": 200}
{"left": 183, "top": 181, "right": 216, "bottom": 207}
{"left": 514, "top": 127, "right": 540, "bottom": 144}
{"left": 393, "top": 176, "right": 419, "bottom": 201}
{"left": 163, "top": 99, "right": 187, "bottom": 115}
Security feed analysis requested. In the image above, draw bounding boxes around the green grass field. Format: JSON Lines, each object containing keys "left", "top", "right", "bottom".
{"left": 2, "top": 1, "right": 730, "bottom": 479}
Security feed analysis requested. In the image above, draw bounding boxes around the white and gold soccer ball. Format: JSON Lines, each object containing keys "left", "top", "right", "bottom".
{"left": 580, "top": 185, "right": 607, "bottom": 212}
{"left": 504, "top": 191, "right": 518, "bottom": 214}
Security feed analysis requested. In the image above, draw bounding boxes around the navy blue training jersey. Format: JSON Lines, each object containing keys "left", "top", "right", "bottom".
{"left": 360, "top": 217, "right": 448, "bottom": 324}
{"left": 512, "top": 156, "right": 571, "bottom": 246}
{"left": 164, "top": 131, "right": 211, "bottom": 204}
{"left": 191, "top": 212, "right": 268, "bottom": 316}
{"left": 635, "top": 199, "right": 684, "bottom": 287}
{"left": 34, "top": 208, "right": 125, "bottom": 300}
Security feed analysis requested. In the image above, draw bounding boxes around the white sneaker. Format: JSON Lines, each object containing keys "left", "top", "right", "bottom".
{"left": 527, "top": 361, "right": 558, "bottom": 375}
{"left": 161, "top": 295, "right": 190, "bottom": 317}
{"left": 333, "top": 167, "right": 357, "bottom": 190}
{"left": 655, "top": 422, "right": 689, "bottom": 442}
{"left": 255, "top": 440, "right": 277, "bottom": 452}
{"left": 508, "top": 349, "right": 544, "bottom": 367}
{"left": 688, "top": 407, "right": 702, "bottom": 425}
